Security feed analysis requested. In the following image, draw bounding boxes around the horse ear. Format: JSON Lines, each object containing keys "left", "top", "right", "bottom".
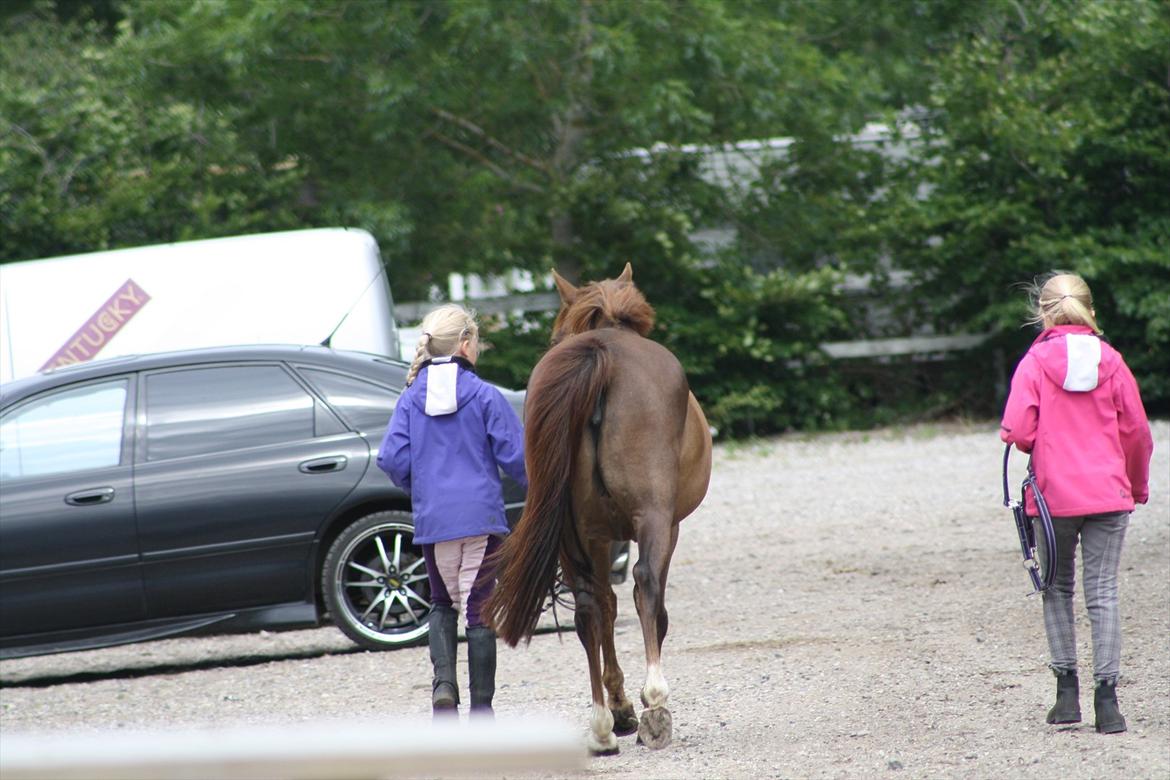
{"left": 618, "top": 262, "right": 633, "bottom": 283}
{"left": 552, "top": 269, "right": 579, "bottom": 303}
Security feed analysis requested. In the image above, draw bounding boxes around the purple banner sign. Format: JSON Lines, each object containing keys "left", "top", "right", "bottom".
{"left": 40, "top": 279, "right": 151, "bottom": 372}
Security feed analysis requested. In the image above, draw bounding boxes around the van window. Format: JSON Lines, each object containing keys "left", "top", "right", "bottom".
{"left": 0, "top": 380, "right": 128, "bottom": 479}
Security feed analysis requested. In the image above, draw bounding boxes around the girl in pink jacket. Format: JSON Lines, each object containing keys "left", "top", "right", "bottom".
{"left": 1000, "top": 272, "right": 1153, "bottom": 734}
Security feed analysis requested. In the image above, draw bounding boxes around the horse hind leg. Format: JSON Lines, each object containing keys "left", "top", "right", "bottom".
{"left": 603, "top": 635, "right": 637, "bottom": 735}
{"left": 573, "top": 573, "right": 619, "bottom": 756}
{"left": 595, "top": 543, "right": 637, "bottom": 736}
{"left": 632, "top": 517, "right": 678, "bottom": 749}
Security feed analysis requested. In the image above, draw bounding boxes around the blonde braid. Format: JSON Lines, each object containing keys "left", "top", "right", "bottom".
{"left": 405, "top": 333, "right": 432, "bottom": 386}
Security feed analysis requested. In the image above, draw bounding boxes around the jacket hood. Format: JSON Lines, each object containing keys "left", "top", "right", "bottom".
{"left": 410, "top": 356, "right": 479, "bottom": 416}
{"left": 1028, "top": 325, "right": 1121, "bottom": 392}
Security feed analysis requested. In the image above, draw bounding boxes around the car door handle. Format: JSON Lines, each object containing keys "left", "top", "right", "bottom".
{"left": 65, "top": 487, "right": 115, "bottom": 506}
{"left": 299, "top": 456, "right": 348, "bottom": 474}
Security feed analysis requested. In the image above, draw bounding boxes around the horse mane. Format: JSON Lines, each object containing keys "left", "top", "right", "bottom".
{"left": 552, "top": 279, "right": 656, "bottom": 344}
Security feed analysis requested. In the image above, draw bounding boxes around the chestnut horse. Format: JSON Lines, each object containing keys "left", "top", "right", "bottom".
{"left": 485, "top": 264, "right": 712, "bottom": 754}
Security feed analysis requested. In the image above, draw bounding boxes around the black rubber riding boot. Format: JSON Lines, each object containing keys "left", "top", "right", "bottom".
{"left": 429, "top": 606, "right": 459, "bottom": 715}
{"left": 1046, "top": 669, "right": 1081, "bottom": 724}
{"left": 1094, "top": 680, "right": 1127, "bottom": 734}
{"left": 466, "top": 625, "right": 497, "bottom": 719}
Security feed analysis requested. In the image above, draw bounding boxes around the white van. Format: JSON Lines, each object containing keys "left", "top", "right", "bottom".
{"left": 0, "top": 228, "right": 400, "bottom": 384}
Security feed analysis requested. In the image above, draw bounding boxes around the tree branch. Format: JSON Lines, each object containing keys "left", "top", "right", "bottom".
{"left": 425, "top": 128, "right": 546, "bottom": 194}
{"left": 526, "top": 59, "right": 551, "bottom": 102}
{"left": 275, "top": 54, "right": 334, "bottom": 63}
{"left": 551, "top": 0, "right": 593, "bottom": 177}
{"left": 1, "top": 120, "right": 50, "bottom": 161}
{"left": 0, "top": 120, "right": 57, "bottom": 189}
{"left": 429, "top": 106, "right": 550, "bottom": 175}
{"left": 58, "top": 154, "right": 92, "bottom": 199}
{"left": 1010, "top": 0, "right": 1030, "bottom": 30}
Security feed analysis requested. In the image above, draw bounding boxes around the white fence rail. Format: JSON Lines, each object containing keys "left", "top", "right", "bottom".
{"left": 394, "top": 291, "right": 560, "bottom": 322}
{"left": 395, "top": 293, "right": 990, "bottom": 360}
{"left": 819, "top": 332, "right": 990, "bottom": 359}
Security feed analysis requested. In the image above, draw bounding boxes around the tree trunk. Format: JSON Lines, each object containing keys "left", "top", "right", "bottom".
{"left": 546, "top": 0, "right": 594, "bottom": 283}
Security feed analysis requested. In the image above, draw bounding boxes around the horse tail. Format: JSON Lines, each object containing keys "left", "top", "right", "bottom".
{"left": 485, "top": 335, "right": 612, "bottom": 647}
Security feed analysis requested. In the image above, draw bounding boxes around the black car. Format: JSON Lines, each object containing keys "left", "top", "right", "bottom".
{"left": 0, "top": 345, "right": 539, "bottom": 659}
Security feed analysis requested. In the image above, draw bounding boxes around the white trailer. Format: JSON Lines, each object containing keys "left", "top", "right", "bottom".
{"left": 0, "top": 228, "right": 400, "bottom": 384}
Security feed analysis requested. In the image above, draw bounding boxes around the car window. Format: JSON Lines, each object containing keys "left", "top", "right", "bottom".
{"left": 0, "top": 380, "right": 128, "bottom": 479}
{"left": 299, "top": 368, "right": 399, "bottom": 435}
{"left": 145, "top": 365, "right": 314, "bottom": 461}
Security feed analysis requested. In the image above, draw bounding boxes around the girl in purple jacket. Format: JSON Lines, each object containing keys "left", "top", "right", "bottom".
{"left": 1000, "top": 272, "right": 1153, "bottom": 734}
{"left": 378, "top": 304, "right": 527, "bottom": 718}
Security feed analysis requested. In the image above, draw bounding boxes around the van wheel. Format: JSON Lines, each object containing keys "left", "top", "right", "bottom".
{"left": 322, "top": 512, "right": 432, "bottom": 650}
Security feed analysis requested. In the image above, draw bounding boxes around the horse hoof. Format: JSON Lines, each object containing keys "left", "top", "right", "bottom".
{"left": 587, "top": 733, "right": 620, "bottom": 756}
{"left": 636, "top": 706, "right": 672, "bottom": 749}
{"left": 612, "top": 705, "right": 638, "bottom": 736}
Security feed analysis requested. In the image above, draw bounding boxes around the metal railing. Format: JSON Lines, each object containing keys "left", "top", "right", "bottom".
{"left": 395, "top": 292, "right": 990, "bottom": 360}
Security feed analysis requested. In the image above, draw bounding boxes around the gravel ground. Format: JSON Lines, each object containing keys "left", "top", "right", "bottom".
{"left": 1, "top": 420, "right": 1167, "bottom": 779}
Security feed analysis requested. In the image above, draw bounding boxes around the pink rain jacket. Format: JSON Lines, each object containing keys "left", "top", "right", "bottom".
{"left": 1000, "top": 325, "right": 1153, "bottom": 517}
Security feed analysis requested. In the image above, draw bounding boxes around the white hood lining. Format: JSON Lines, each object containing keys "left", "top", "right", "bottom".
{"left": 425, "top": 360, "right": 459, "bottom": 416}
{"left": 1063, "top": 334, "right": 1101, "bottom": 392}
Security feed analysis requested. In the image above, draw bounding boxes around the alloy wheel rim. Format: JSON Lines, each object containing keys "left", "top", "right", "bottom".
{"left": 336, "top": 522, "right": 431, "bottom": 643}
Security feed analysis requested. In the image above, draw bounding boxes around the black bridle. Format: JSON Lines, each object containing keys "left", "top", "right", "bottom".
{"left": 1002, "top": 444, "right": 1057, "bottom": 595}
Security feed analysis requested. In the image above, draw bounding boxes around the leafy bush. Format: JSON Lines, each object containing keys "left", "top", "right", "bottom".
{"left": 4, "top": 0, "right": 1165, "bottom": 433}
{"left": 0, "top": 13, "right": 307, "bottom": 262}
{"left": 872, "top": 0, "right": 1170, "bottom": 414}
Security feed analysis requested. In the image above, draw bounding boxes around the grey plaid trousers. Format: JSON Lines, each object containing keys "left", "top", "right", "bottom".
{"left": 1035, "top": 512, "right": 1130, "bottom": 683}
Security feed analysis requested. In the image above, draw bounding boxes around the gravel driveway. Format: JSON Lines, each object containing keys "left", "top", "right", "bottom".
{"left": 2, "top": 421, "right": 1167, "bottom": 779}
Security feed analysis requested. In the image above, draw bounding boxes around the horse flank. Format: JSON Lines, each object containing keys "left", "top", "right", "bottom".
{"left": 484, "top": 334, "right": 613, "bottom": 646}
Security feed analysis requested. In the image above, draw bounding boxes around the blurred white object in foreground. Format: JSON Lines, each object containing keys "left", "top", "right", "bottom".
{"left": 0, "top": 716, "right": 585, "bottom": 780}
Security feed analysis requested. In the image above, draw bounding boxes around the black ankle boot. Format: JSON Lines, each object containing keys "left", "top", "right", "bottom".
{"left": 1094, "top": 680, "right": 1127, "bottom": 734}
{"left": 1046, "top": 670, "right": 1081, "bottom": 724}
{"left": 429, "top": 607, "right": 459, "bottom": 714}
{"left": 466, "top": 625, "right": 497, "bottom": 718}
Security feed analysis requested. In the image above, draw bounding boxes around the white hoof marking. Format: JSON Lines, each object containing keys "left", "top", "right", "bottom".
{"left": 642, "top": 662, "right": 669, "bottom": 710}
{"left": 587, "top": 703, "right": 617, "bottom": 753}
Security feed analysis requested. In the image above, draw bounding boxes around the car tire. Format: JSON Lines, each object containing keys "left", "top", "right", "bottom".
{"left": 322, "top": 511, "right": 432, "bottom": 650}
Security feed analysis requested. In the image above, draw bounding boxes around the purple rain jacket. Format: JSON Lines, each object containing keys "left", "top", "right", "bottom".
{"left": 377, "top": 356, "right": 527, "bottom": 544}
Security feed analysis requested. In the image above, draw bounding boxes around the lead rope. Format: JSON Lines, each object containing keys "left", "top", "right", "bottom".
{"left": 543, "top": 573, "right": 576, "bottom": 643}
{"left": 1002, "top": 443, "right": 1058, "bottom": 594}
{"left": 547, "top": 581, "right": 564, "bottom": 643}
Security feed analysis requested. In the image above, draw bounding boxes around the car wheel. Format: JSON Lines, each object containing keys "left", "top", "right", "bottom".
{"left": 322, "top": 511, "right": 432, "bottom": 650}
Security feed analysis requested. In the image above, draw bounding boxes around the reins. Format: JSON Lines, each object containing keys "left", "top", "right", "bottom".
{"left": 1002, "top": 443, "right": 1057, "bottom": 595}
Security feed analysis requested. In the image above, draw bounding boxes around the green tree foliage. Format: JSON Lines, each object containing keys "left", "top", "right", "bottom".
{"left": 104, "top": 0, "right": 890, "bottom": 294}
{"left": 0, "top": 7, "right": 307, "bottom": 260}
{"left": 876, "top": 0, "right": 1170, "bottom": 409}
{"left": 1, "top": 0, "right": 1164, "bottom": 430}
{"left": 86, "top": 0, "right": 911, "bottom": 436}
